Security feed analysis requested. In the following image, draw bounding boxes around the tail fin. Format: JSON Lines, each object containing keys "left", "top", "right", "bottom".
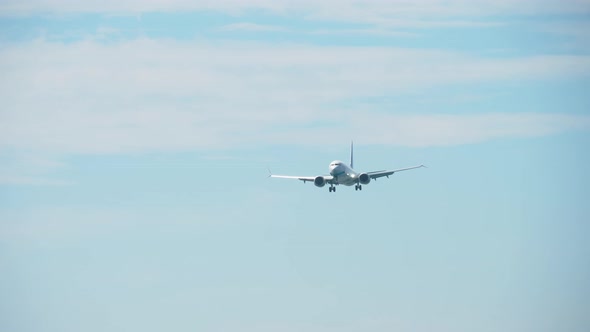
{"left": 350, "top": 141, "right": 354, "bottom": 169}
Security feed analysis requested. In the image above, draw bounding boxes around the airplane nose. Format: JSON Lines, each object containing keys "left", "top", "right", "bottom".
{"left": 329, "top": 165, "right": 339, "bottom": 175}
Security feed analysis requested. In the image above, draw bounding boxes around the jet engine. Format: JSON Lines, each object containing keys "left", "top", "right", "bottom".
{"left": 314, "top": 176, "right": 326, "bottom": 187}
{"left": 358, "top": 173, "right": 371, "bottom": 185}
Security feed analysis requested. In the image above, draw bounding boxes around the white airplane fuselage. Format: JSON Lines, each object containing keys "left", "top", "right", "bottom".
{"left": 329, "top": 160, "right": 359, "bottom": 186}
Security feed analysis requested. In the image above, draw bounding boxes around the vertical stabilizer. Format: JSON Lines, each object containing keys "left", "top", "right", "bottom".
{"left": 350, "top": 141, "right": 354, "bottom": 169}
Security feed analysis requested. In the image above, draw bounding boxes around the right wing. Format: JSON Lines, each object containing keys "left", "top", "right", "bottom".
{"left": 367, "top": 165, "right": 426, "bottom": 180}
{"left": 270, "top": 174, "right": 334, "bottom": 184}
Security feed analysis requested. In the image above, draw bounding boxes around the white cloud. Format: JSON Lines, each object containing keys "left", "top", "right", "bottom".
{"left": 0, "top": 39, "right": 589, "bottom": 155}
{"left": 346, "top": 113, "right": 590, "bottom": 147}
{"left": 535, "top": 21, "right": 590, "bottom": 52}
{"left": 0, "top": 175, "right": 72, "bottom": 186}
{"left": 0, "top": 152, "right": 70, "bottom": 185}
{"left": 1, "top": 0, "right": 589, "bottom": 20}
{"left": 310, "top": 28, "right": 417, "bottom": 38}
{"left": 218, "top": 22, "right": 288, "bottom": 32}
{"left": 303, "top": 0, "right": 590, "bottom": 27}
{"left": 0, "top": 206, "right": 137, "bottom": 242}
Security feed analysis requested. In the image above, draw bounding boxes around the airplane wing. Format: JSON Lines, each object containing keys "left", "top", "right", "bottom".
{"left": 367, "top": 165, "right": 426, "bottom": 180}
{"left": 270, "top": 174, "right": 334, "bottom": 184}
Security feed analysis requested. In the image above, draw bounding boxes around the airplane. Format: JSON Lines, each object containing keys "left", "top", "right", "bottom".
{"left": 270, "top": 142, "right": 425, "bottom": 192}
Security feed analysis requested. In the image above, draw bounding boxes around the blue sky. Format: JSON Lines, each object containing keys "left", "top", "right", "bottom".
{"left": 1, "top": 1, "right": 589, "bottom": 331}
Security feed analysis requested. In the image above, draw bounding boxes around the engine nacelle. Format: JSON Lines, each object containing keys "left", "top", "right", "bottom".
{"left": 314, "top": 176, "right": 326, "bottom": 187}
{"left": 359, "top": 173, "right": 371, "bottom": 185}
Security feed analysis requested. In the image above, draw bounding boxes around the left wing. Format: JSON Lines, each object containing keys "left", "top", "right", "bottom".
{"left": 367, "top": 165, "right": 425, "bottom": 180}
{"left": 270, "top": 174, "right": 334, "bottom": 184}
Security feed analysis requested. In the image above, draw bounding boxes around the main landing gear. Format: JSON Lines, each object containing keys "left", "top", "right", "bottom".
{"left": 329, "top": 186, "right": 336, "bottom": 192}
{"left": 355, "top": 184, "right": 363, "bottom": 191}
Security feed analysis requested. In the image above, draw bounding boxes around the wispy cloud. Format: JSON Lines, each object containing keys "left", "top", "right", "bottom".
{"left": 1, "top": 39, "right": 589, "bottom": 154}
{"left": 534, "top": 21, "right": 590, "bottom": 52}
{"left": 218, "top": 22, "right": 288, "bottom": 32}
{"left": 302, "top": 0, "right": 590, "bottom": 29}
{"left": 0, "top": 206, "right": 136, "bottom": 241}
{"left": 0, "top": 152, "right": 70, "bottom": 186}
{"left": 0, "top": 175, "right": 72, "bottom": 186}
{"left": 345, "top": 113, "right": 590, "bottom": 147}
{"left": 310, "top": 28, "right": 416, "bottom": 37}
{"left": 2, "top": 0, "right": 589, "bottom": 16}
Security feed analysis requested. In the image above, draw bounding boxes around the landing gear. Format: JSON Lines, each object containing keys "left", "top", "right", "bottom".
{"left": 355, "top": 184, "right": 362, "bottom": 191}
{"left": 329, "top": 186, "right": 336, "bottom": 192}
